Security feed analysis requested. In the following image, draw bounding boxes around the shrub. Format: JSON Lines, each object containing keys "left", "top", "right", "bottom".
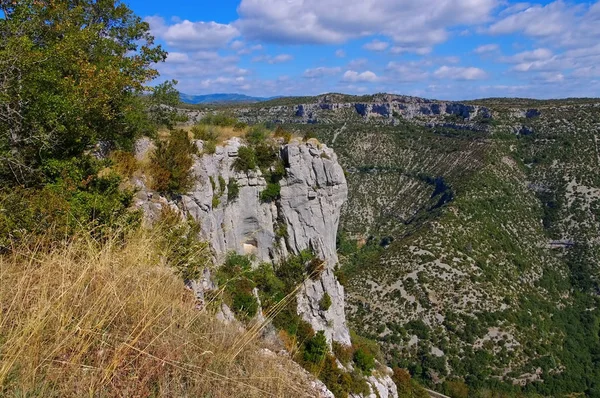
{"left": 333, "top": 341, "right": 354, "bottom": 364}
{"left": 110, "top": 150, "right": 138, "bottom": 177}
{"left": 233, "top": 121, "right": 248, "bottom": 131}
{"left": 260, "top": 182, "right": 281, "bottom": 202}
{"left": 319, "top": 292, "right": 332, "bottom": 311}
{"left": 232, "top": 146, "right": 257, "bottom": 172}
{"left": 255, "top": 144, "right": 279, "bottom": 169}
{"left": 353, "top": 348, "right": 376, "bottom": 375}
{"left": 212, "top": 195, "right": 220, "bottom": 208}
{"left": 307, "top": 258, "right": 326, "bottom": 279}
{"left": 231, "top": 286, "right": 259, "bottom": 319}
{"left": 274, "top": 126, "right": 293, "bottom": 143}
{"left": 191, "top": 124, "right": 219, "bottom": 141}
{"left": 227, "top": 179, "right": 240, "bottom": 201}
{"left": 158, "top": 209, "right": 211, "bottom": 281}
{"left": 200, "top": 113, "right": 237, "bottom": 127}
{"left": 203, "top": 140, "right": 217, "bottom": 154}
{"left": 246, "top": 125, "right": 269, "bottom": 145}
{"left": 149, "top": 130, "right": 195, "bottom": 194}
{"left": 303, "top": 331, "right": 329, "bottom": 364}
{"left": 218, "top": 176, "right": 226, "bottom": 192}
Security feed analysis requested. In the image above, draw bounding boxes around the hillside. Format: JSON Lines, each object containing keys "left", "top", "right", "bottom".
{"left": 209, "top": 93, "right": 600, "bottom": 396}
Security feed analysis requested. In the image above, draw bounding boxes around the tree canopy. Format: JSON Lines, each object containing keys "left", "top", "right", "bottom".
{"left": 0, "top": 0, "right": 168, "bottom": 185}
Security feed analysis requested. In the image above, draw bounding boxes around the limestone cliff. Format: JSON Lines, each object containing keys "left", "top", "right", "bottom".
{"left": 136, "top": 137, "right": 351, "bottom": 345}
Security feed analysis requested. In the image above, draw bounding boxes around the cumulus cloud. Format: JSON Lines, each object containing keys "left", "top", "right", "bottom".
{"left": 303, "top": 67, "right": 342, "bottom": 79}
{"left": 386, "top": 62, "right": 429, "bottom": 82}
{"left": 363, "top": 40, "right": 389, "bottom": 51}
{"left": 146, "top": 17, "right": 239, "bottom": 50}
{"left": 473, "top": 44, "right": 499, "bottom": 54}
{"left": 335, "top": 49, "right": 347, "bottom": 58}
{"left": 235, "top": 0, "right": 497, "bottom": 50}
{"left": 342, "top": 70, "right": 379, "bottom": 82}
{"left": 434, "top": 66, "right": 488, "bottom": 80}
{"left": 252, "top": 54, "right": 294, "bottom": 64}
{"left": 390, "top": 46, "right": 432, "bottom": 55}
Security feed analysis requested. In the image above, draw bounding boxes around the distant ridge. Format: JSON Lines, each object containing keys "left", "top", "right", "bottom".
{"left": 180, "top": 93, "right": 279, "bottom": 105}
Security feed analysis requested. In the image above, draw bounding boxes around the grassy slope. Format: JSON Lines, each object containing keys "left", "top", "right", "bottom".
{"left": 0, "top": 228, "right": 318, "bottom": 397}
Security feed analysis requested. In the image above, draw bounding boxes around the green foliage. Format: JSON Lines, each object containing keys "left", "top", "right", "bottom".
{"left": 353, "top": 348, "right": 376, "bottom": 375}
{"left": 149, "top": 130, "right": 195, "bottom": 194}
{"left": 158, "top": 208, "right": 210, "bottom": 281}
{"left": 110, "top": 151, "right": 138, "bottom": 178}
{"left": 0, "top": 157, "right": 138, "bottom": 251}
{"left": 303, "top": 331, "right": 329, "bottom": 364}
{"left": 319, "top": 293, "right": 332, "bottom": 311}
{"left": 260, "top": 182, "right": 281, "bottom": 202}
{"left": 232, "top": 146, "right": 257, "bottom": 172}
{"left": 227, "top": 179, "right": 240, "bottom": 202}
{"left": 246, "top": 125, "right": 270, "bottom": 145}
{"left": 0, "top": 0, "right": 166, "bottom": 186}
{"left": 392, "top": 368, "right": 430, "bottom": 398}
{"left": 199, "top": 113, "right": 237, "bottom": 127}
{"left": 146, "top": 80, "right": 187, "bottom": 130}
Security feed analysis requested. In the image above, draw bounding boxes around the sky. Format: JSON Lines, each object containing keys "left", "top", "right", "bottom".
{"left": 128, "top": 0, "right": 600, "bottom": 100}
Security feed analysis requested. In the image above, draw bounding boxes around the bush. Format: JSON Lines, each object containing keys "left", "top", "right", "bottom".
{"left": 158, "top": 208, "right": 211, "bottom": 281}
{"left": 192, "top": 124, "right": 219, "bottom": 141}
{"left": 149, "top": 130, "right": 195, "bottom": 194}
{"left": 203, "top": 140, "right": 217, "bottom": 155}
{"left": 255, "top": 144, "right": 279, "bottom": 169}
{"left": 260, "top": 182, "right": 281, "bottom": 202}
{"left": 303, "top": 331, "right": 329, "bottom": 364}
{"left": 319, "top": 292, "right": 332, "bottom": 311}
{"left": 353, "top": 348, "right": 376, "bottom": 375}
{"left": 200, "top": 113, "right": 237, "bottom": 127}
{"left": 233, "top": 121, "right": 248, "bottom": 132}
{"left": 246, "top": 125, "right": 270, "bottom": 145}
{"left": 110, "top": 150, "right": 138, "bottom": 178}
{"left": 231, "top": 286, "right": 259, "bottom": 319}
{"left": 232, "top": 146, "right": 257, "bottom": 172}
{"left": 227, "top": 179, "right": 240, "bottom": 201}
{"left": 307, "top": 258, "right": 326, "bottom": 279}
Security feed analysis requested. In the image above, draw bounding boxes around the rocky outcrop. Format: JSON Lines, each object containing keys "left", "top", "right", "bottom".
{"left": 136, "top": 137, "right": 351, "bottom": 345}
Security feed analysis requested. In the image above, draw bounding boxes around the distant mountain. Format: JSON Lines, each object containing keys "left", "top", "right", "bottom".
{"left": 179, "top": 93, "right": 279, "bottom": 105}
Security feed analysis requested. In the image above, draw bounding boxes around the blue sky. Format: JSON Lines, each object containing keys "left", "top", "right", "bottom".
{"left": 129, "top": 0, "right": 600, "bottom": 100}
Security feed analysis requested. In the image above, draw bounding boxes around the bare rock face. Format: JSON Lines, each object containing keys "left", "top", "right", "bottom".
{"left": 180, "top": 138, "right": 280, "bottom": 265}
{"left": 171, "top": 138, "right": 350, "bottom": 345}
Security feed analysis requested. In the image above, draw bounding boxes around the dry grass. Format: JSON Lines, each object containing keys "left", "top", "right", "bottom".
{"left": 0, "top": 228, "right": 317, "bottom": 397}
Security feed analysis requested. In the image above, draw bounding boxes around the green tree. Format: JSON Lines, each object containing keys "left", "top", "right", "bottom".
{"left": 0, "top": 0, "right": 166, "bottom": 185}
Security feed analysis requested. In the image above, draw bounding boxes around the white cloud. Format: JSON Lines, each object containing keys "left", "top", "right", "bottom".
{"left": 235, "top": 0, "right": 497, "bottom": 50}
{"left": 473, "top": 44, "right": 499, "bottom": 54}
{"left": 146, "top": 16, "right": 239, "bottom": 50}
{"left": 390, "top": 46, "right": 432, "bottom": 55}
{"left": 342, "top": 70, "right": 379, "bottom": 82}
{"left": 363, "top": 40, "right": 389, "bottom": 51}
{"left": 335, "top": 49, "right": 347, "bottom": 58}
{"left": 252, "top": 54, "right": 294, "bottom": 64}
{"left": 434, "top": 65, "right": 488, "bottom": 80}
{"left": 386, "top": 61, "right": 429, "bottom": 82}
{"left": 303, "top": 67, "right": 342, "bottom": 78}
{"left": 230, "top": 40, "right": 245, "bottom": 50}
{"left": 348, "top": 58, "right": 369, "bottom": 69}
{"left": 502, "top": 48, "right": 553, "bottom": 63}
{"left": 166, "top": 52, "right": 190, "bottom": 63}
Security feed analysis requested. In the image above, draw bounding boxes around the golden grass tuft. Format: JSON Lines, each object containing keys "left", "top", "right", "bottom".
{"left": 0, "top": 228, "right": 316, "bottom": 397}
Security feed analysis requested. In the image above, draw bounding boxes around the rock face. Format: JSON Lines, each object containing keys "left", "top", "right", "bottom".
{"left": 162, "top": 137, "right": 351, "bottom": 345}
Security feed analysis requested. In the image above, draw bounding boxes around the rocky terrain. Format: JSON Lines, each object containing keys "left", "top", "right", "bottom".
{"left": 179, "top": 93, "right": 600, "bottom": 396}
{"left": 134, "top": 135, "right": 398, "bottom": 397}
